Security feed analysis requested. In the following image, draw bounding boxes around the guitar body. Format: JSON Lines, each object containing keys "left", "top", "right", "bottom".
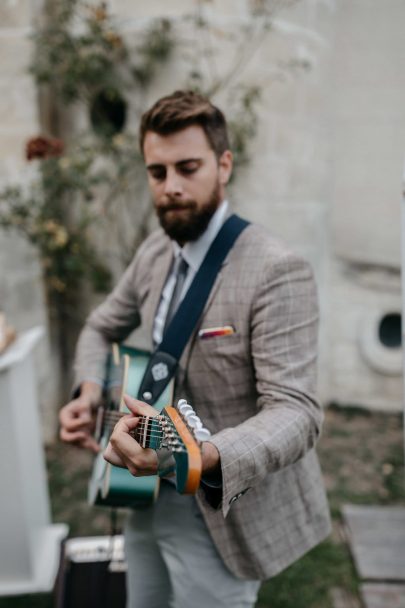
{"left": 88, "top": 345, "right": 173, "bottom": 509}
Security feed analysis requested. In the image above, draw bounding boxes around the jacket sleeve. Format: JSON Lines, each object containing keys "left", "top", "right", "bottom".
{"left": 72, "top": 251, "right": 143, "bottom": 390}
{"left": 207, "top": 252, "right": 322, "bottom": 517}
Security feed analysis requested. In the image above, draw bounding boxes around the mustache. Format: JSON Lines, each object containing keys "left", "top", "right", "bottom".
{"left": 157, "top": 201, "right": 196, "bottom": 213}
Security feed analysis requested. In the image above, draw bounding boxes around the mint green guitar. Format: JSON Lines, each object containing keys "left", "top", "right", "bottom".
{"left": 88, "top": 344, "right": 204, "bottom": 509}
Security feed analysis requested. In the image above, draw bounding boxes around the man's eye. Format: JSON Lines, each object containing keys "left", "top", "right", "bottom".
{"left": 150, "top": 169, "right": 166, "bottom": 181}
{"left": 179, "top": 165, "right": 198, "bottom": 175}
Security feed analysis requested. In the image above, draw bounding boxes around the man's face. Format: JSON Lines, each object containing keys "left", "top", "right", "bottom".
{"left": 143, "top": 125, "right": 232, "bottom": 244}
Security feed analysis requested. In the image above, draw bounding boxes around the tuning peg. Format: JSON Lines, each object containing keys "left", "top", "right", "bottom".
{"left": 179, "top": 403, "right": 194, "bottom": 416}
{"left": 194, "top": 428, "right": 211, "bottom": 441}
{"left": 186, "top": 414, "right": 202, "bottom": 429}
{"left": 177, "top": 399, "right": 187, "bottom": 408}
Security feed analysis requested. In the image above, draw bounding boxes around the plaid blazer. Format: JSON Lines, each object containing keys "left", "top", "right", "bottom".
{"left": 74, "top": 222, "right": 331, "bottom": 580}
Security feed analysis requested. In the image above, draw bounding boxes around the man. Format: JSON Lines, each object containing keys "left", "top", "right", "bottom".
{"left": 59, "top": 90, "right": 331, "bottom": 608}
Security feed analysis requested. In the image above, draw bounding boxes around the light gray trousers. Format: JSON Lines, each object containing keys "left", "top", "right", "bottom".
{"left": 124, "top": 481, "right": 260, "bottom": 608}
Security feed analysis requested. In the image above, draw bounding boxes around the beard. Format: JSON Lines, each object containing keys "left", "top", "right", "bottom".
{"left": 156, "top": 180, "right": 222, "bottom": 244}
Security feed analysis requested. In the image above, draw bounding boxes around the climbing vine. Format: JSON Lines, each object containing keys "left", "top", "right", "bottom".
{"left": 0, "top": 0, "right": 301, "bottom": 303}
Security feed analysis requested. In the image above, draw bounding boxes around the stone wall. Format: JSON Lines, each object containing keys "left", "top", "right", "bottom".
{"left": 0, "top": 0, "right": 403, "bottom": 428}
{"left": 0, "top": 0, "right": 60, "bottom": 441}
{"left": 327, "top": 0, "right": 405, "bottom": 410}
{"left": 96, "top": 0, "right": 405, "bottom": 411}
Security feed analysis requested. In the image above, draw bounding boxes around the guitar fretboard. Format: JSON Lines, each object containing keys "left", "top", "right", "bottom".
{"left": 102, "top": 410, "right": 166, "bottom": 449}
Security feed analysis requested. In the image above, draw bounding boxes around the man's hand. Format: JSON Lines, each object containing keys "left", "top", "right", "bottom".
{"left": 103, "top": 394, "right": 159, "bottom": 476}
{"left": 104, "top": 394, "right": 221, "bottom": 478}
{"left": 59, "top": 381, "right": 102, "bottom": 453}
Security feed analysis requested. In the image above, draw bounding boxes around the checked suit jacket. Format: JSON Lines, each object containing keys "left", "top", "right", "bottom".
{"left": 74, "top": 220, "right": 331, "bottom": 581}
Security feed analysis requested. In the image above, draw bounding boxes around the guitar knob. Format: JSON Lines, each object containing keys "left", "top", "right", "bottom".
{"left": 186, "top": 415, "right": 202, "bottom": 429}
{"left": 194, "top": 428, "right": 211, "bottom": 441}
{"left": 179, "top": 403, "right": 193, "bottom": 416}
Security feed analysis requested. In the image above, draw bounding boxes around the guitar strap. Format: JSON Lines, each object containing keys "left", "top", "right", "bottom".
{"left": 137, "top": 214, "right": 250, "bottom": 405}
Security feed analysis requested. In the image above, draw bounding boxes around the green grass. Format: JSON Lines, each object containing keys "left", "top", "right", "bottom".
{"left": 0, "top": 406, "right": 403, "bottom": 607}
{"left": 257, "top": 540, "right": 359, "bottom": 608}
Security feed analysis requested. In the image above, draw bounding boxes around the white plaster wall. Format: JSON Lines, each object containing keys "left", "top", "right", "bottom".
{"left": 2, "top": 0, "right": 402, "bottom": 419}
{"left": 325, "top": 0, "right": 405, "bottom": 410}
{"left": 331, "top": 0, "right": 405, "bottom": 267}
{"left": 114, "top": 0, "right": 336, "bottom": 404}
{"left": 108, "top": 0, "right": 403, "bottom": 411}
{"left": 0, "top": 0, "right": 60, "bottom": 441}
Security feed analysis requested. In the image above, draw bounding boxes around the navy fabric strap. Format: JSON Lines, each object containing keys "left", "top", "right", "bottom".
{"left": 138, "top": 214, "right": 250, "bottom": 404}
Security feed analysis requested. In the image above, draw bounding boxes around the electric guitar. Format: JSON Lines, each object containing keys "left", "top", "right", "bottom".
{"left": 88, "top": 344, "right": 211, "bottom": 509}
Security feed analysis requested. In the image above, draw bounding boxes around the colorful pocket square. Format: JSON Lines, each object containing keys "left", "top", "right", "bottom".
{"left": 198, "top": 325, "right": 236, "bottom": 339}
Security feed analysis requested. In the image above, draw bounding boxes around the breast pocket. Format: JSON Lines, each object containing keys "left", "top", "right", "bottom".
{"left": 195, "top": 330, "right": 247, "bottom": 370}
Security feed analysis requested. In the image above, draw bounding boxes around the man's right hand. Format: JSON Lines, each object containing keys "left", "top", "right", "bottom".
{"left": 59, "top": 381, "right": 102, "bottom": 453}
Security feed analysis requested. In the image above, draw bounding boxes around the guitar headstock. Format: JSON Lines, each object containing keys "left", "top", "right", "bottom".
{"left": 99, "top": 397, "right": 211, "bottom": 496}
{"left": 142, "top": 400, "right": 211, "bottom": 495}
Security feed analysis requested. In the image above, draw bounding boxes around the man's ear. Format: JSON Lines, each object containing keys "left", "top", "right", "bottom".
{"left": 218, "top": 150, "right": 233, "bottom": 186}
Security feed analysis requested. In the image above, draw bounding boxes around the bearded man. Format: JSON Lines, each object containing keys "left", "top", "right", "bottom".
{"left": 59, "top": 90, "right": 331, "bottom": 608}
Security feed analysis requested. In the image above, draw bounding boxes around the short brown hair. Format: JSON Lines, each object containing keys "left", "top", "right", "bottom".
{"left": 139, "top": 90, "right": 230, "bottom": 159}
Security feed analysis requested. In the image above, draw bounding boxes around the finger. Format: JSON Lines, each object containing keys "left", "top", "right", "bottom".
{"left": 112, "top": 414, "right": 141, "bottom": 435}
{"left": 60, "top": 428, "right": 91, "bottom": 446}
{"left": 105, "top": 438, "right": 141, "bottom": 475}
{"left": 63, "top": 416, "right": 92, "bottom": 432}
{"left": 82, "top": 435, "right": 101, "bottom": 453}
{"left": 110, "top": 425, "right": 142, "bottom": 458}
{"left": 60, "top": 427, "right": 86, "bottom": 442}
{"left": 59, "top": 405, "right": 91, "bottom": 426}
{"left": 59, "top": 407, "right": 77, "bottom": 426}
{"left": 103, "top": 443, "right": 126, "bottom": 467}
{"left": 123, "top": 394, "right": 158, "bottom": 417}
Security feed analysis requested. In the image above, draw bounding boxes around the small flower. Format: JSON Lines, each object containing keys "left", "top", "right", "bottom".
{"left": 59, "top": 157, "right": 71, "bottom": 170}
{"left": 53, "top": 226, "right": 69, "bottom": 248}
{"left": 104, "top": 31, "right": 123, "bottom": 49}
{"left": 49, "top": 277, "right": 67, "bottom": 293}
{"left": 382, "top": 463, "right": 394, "bottom": 476}
{"left": 90, "top": 2, "right": 108, "bottom": 22}
{"left": 43, "top": 219, "right": 58, "bottom": 233}
{"left": 26, "top": 136, "right": 64, "bottom": 161}
{"left": 112, "top": 134, "right": 125, "bottom": 148}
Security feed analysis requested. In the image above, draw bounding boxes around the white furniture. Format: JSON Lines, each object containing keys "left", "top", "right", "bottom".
{"left": 0, "top": 326, "right": 68, "bottom": 595}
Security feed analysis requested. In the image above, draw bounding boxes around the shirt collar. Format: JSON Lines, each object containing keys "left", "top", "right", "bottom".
{"left": 172, "top": 200, "right": 229, "bottom": 273}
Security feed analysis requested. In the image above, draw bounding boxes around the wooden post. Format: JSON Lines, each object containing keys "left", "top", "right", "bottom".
{"left": 0, "top": 327, "right": 67, "bottom": 595}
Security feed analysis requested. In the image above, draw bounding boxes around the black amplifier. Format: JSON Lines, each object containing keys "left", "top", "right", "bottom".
{"left": 55, "top": 535, "right": 126, "bottom": 608}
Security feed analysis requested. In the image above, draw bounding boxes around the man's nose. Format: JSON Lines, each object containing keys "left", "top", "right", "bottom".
{"left": 164, "top": 168, "right": 183, "bottom": 196}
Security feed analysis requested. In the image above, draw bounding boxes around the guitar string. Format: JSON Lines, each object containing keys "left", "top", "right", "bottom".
{"left": 101, "top": 420, "right": 174, "bottom": 441}
{"left": 104, "top": 412, "right": 172, "bottom": 426}
{"left": 102, "top": 420, "right": 167, "bottom": 437}
{"left": 104, "top": 413, "right": 168, "bottom": 429}
{"left": 103, "top": 415, "right": 172, "bottom": 435}
{"left": 103, "top": 414, "right": 166, "bottom": 428}
{"left": 103, "top": 418, "right": 181, "bottom": 439}
{"left": 101, "top": 412, "right": 188, "bottom": 444}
